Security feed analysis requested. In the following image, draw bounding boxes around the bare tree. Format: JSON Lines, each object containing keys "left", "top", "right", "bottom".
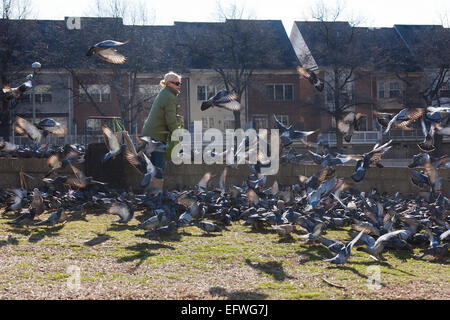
{"left": 0, "top": 0, "right": 35, "bottom": 140}
{"left": 57, "top": 0, "right": 161, "bottom": 134}
{"left": 300, "top": 0, "right": 369, "bottom": 150}
{"left": 176, "top": 2, "right": 285, "bottom": 129}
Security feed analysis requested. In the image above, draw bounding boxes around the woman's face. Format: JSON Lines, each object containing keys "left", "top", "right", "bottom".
{"left": 167, "top": 77, "right": 182, "bottom": 90}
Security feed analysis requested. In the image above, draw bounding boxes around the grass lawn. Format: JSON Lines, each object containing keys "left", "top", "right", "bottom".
{"left": 0, "top": 208, "right": 448, "bottom": 300}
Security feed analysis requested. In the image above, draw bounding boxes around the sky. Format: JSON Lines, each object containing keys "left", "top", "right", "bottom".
{"left": 20, "top": 0, "right": 450, "bottom": 35}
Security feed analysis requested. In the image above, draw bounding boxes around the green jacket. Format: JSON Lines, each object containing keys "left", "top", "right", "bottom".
{"left": 141, "top": 86, "right": 179, "bottom": 143}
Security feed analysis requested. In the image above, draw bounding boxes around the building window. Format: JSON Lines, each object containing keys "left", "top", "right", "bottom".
{"left": 265, "top": 84, "right": 293, "bottom": 101}
{"left": 79, "top": 84, "right": 111, "bottom": 102}
{"left": 224, "top": 117, "right": 235, "bottom": 130}
{"left": 20, "top": 85, "right": 52, "bottom": 104}
{"left": 378, "top": 81, "right": 385, "bottom": 99}
{"left": 252, "top": 115, "right": 268, "bottom": 130}
{"left": 86, "top": 118, "right": 102, "bottom": 131}
{"left": 276, "top": 115, "right": 289, "bottom": 127}
{"left": 202, "top": 116, "right": 215, "bottom": 129}
{"left": 357, "top": 115, "right": 368, "bottom": 131}
{"left": 138, "top": 84, "right": 159, "bottom": 101}
{"left": 197, "top": 85, "right": 218, "bottom": 101}
{"left": 389, "top": 82, "right": 401, "bottom": 98}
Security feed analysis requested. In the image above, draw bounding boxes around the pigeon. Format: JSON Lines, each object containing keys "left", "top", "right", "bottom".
{"left": 271, "top": 224, "right": 296, "bottom": 237}
{"left": 198, "top": 172, "right": 213, "bottom": 191}
{"left": 356, "top": 229, "right": 409, "bottom": 261}
{"left": 425, "top": 106, "right": 450, "bottom": 123}
{"left": 86, "top": 39, "right": 130, "bottom": 64}
{"left": 417, "top": 228, "right": 449, "bottom": 259}
{"left": 273, "top": 115, "right": 318, "bottom": 147}
{"left": 144, "top": 221, "right": 178, "bottom": 242}
{"left": 0, "top": 139, "right": 19, "bottom": 153}
{"left": 298, "top": 222, "right": 325, "bottom": 242}
{"left": 34, "top": 208, "right": 65, "bottom": 226}
{"left": 1, "top": 80, "right": 32, "bottom": 101}
{"left": 125, "top": 151, "right": 159, "bottom": 188}
{"left": 30, "top": 188, "right": 45, "bottom": 216}
{"left": 194, "top": 221, "right": 222, "bottom": 234}
{"left": 338, "top": 112, "right": 363, "bottom": 143}
{"left": 36, "top": 118, "right": 68, "bottom": 137}
{"left": 108, "top": 201, "right": 134, "bottom": 224}
{"left": 297, "top": 66, "right": 324, "bottom": 92}
{"left": 200, "top": 90, "right": 241, "bottom": 112}
{"left": 318, "top": 237, "right": 345, "bottom": 254}
{"left": 383, "top": 108, "right": 425, "bottom": 134}
{"left": 3, "top": 188, "right": 27, "bottom": 214}
{"left": 13, "top": 116, "right": 44, "bottom": 144}
{"left": 323, "top": 230, "right": 364, "bottom": 264}
{"left": 417, "top": 116, "right": 435, "bottom": 153}
{"left": 44, "top": 151, "right": 79, "bottom": 178}
{"left": 351, "top": 140, "right": 392, "bottom": 182}
{"left": 6, "top": 208, "right": 36, "bottom": 225}
{"left": 136, "top": 136, "right": 167, "bottom": 155}
{"left": 101, "top": 124, "right": 126, "bottom": 163}
{"left": 308, "top": 150, "right": 355, "bottom": 168}
{"left": 373, "top": 111, "right": 395, "bottom": 129}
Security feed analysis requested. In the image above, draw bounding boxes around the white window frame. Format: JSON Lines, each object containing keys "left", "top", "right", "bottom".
{"left": 276, "top": 115, "right": 289, "bottom": 127}
{"left": 79, "top": 84, "right": 111, "bottom": 102}
{"left": 197, "top": 85, "right": 219, "bottom": 101}
{"left": 265, "top": 84, "right": 294, "bottom": 101}
{"left": 223, "top": 116, "right": 235, "bottom": 130}
{"left": 252, "top": 114, "right": 268, "bottom": 130}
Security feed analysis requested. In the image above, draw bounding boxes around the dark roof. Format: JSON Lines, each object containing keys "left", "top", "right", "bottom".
{"left": 293, "top": 21, "right": 444, "bottom": 72}
{"left": 173, "top": 19, "right": 299, "bottom": 70}
{"left": 394, "top": 24, "right": 450, "bottom": 68}
{"left": 2, "top": 17, "right": 299, "bottom": 73}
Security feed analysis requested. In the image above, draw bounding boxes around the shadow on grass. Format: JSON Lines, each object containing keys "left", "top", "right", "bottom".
{"left": 135, "top": 231, "right": 183, "bottom": 243}
{"left": 296, "top": 244, "right": 331, "bottom": 262}
{"left": 107, "top": 224, "right": 137, "bottom": 232}
{"left": 245, "top": 259, "right": 294, "bottom": 282}
{"left": 326, "top": 265, "right": 369, "bottom": 280}
{"left": 209, "top": 286, "right": 268, "bottom": 300}
{"left": 28, "top": 224, "right": 66, "bottom": 243}
{"left": 118, "top": 242, "right": 175, "bottom": 272}
{"left": 0, "top": 235, "right": 19, "bottom": 248}
{"left": 84, "top": 233, "right": 113, "bottom": 246}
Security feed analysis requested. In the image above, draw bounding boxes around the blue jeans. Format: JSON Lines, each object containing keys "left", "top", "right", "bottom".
{"left": 151, "top": 151, "right": 166, "bottom": 179}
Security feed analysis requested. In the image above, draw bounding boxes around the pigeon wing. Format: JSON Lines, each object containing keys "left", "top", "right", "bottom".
{"left": 97, "top": 48, "right": 127, "bottom": 64}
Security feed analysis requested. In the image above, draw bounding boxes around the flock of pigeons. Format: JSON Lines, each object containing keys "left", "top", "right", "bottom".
{"left": 0, "top": 39, "right": 449, "bottom": 266}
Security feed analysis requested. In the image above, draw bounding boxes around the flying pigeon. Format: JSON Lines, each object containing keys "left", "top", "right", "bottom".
{"left": 108, "top": 201, "right": 134, "bottom": 224}
{"left": 383, "top": 108, "right": 424, "bottom": 134}
{"left": 297, "top": 66, "right": 324, "bottom": 92}
{"left": 338, "top": 112, "right": 364, "bottom": 143}
{"left": 323, "top": 230, "right": 364, "bottom": 264}
{"left": 86, "top": 40, "right": 130, "bottom": 64}
{"left": 200, "top": 90, "right": 241, "bottom": 112}
{"left": 125, "top": 151, "right": 159, "bottom": 188}
{"left": 101, "top": 124, "right": 126, "bottom": 163}
{"left": 36, "top": 118, "right": 68, "bottom": 137}
{"left": 1, "top": 80, "right": 32, "bottom": 101}
{"left": 13, "top": 116, "right": 44, "bottom": 144}
{"left": 273, "top": 115, "right": 318, "bottom": 147}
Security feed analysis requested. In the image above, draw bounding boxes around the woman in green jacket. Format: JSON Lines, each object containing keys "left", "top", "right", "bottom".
{"left": 141, "top": 71, "right": 183, "bottom": 192}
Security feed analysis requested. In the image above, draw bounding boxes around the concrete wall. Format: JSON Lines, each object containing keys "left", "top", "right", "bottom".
{"left": 1, "top": 158, "right": 448, "bottom": 196}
